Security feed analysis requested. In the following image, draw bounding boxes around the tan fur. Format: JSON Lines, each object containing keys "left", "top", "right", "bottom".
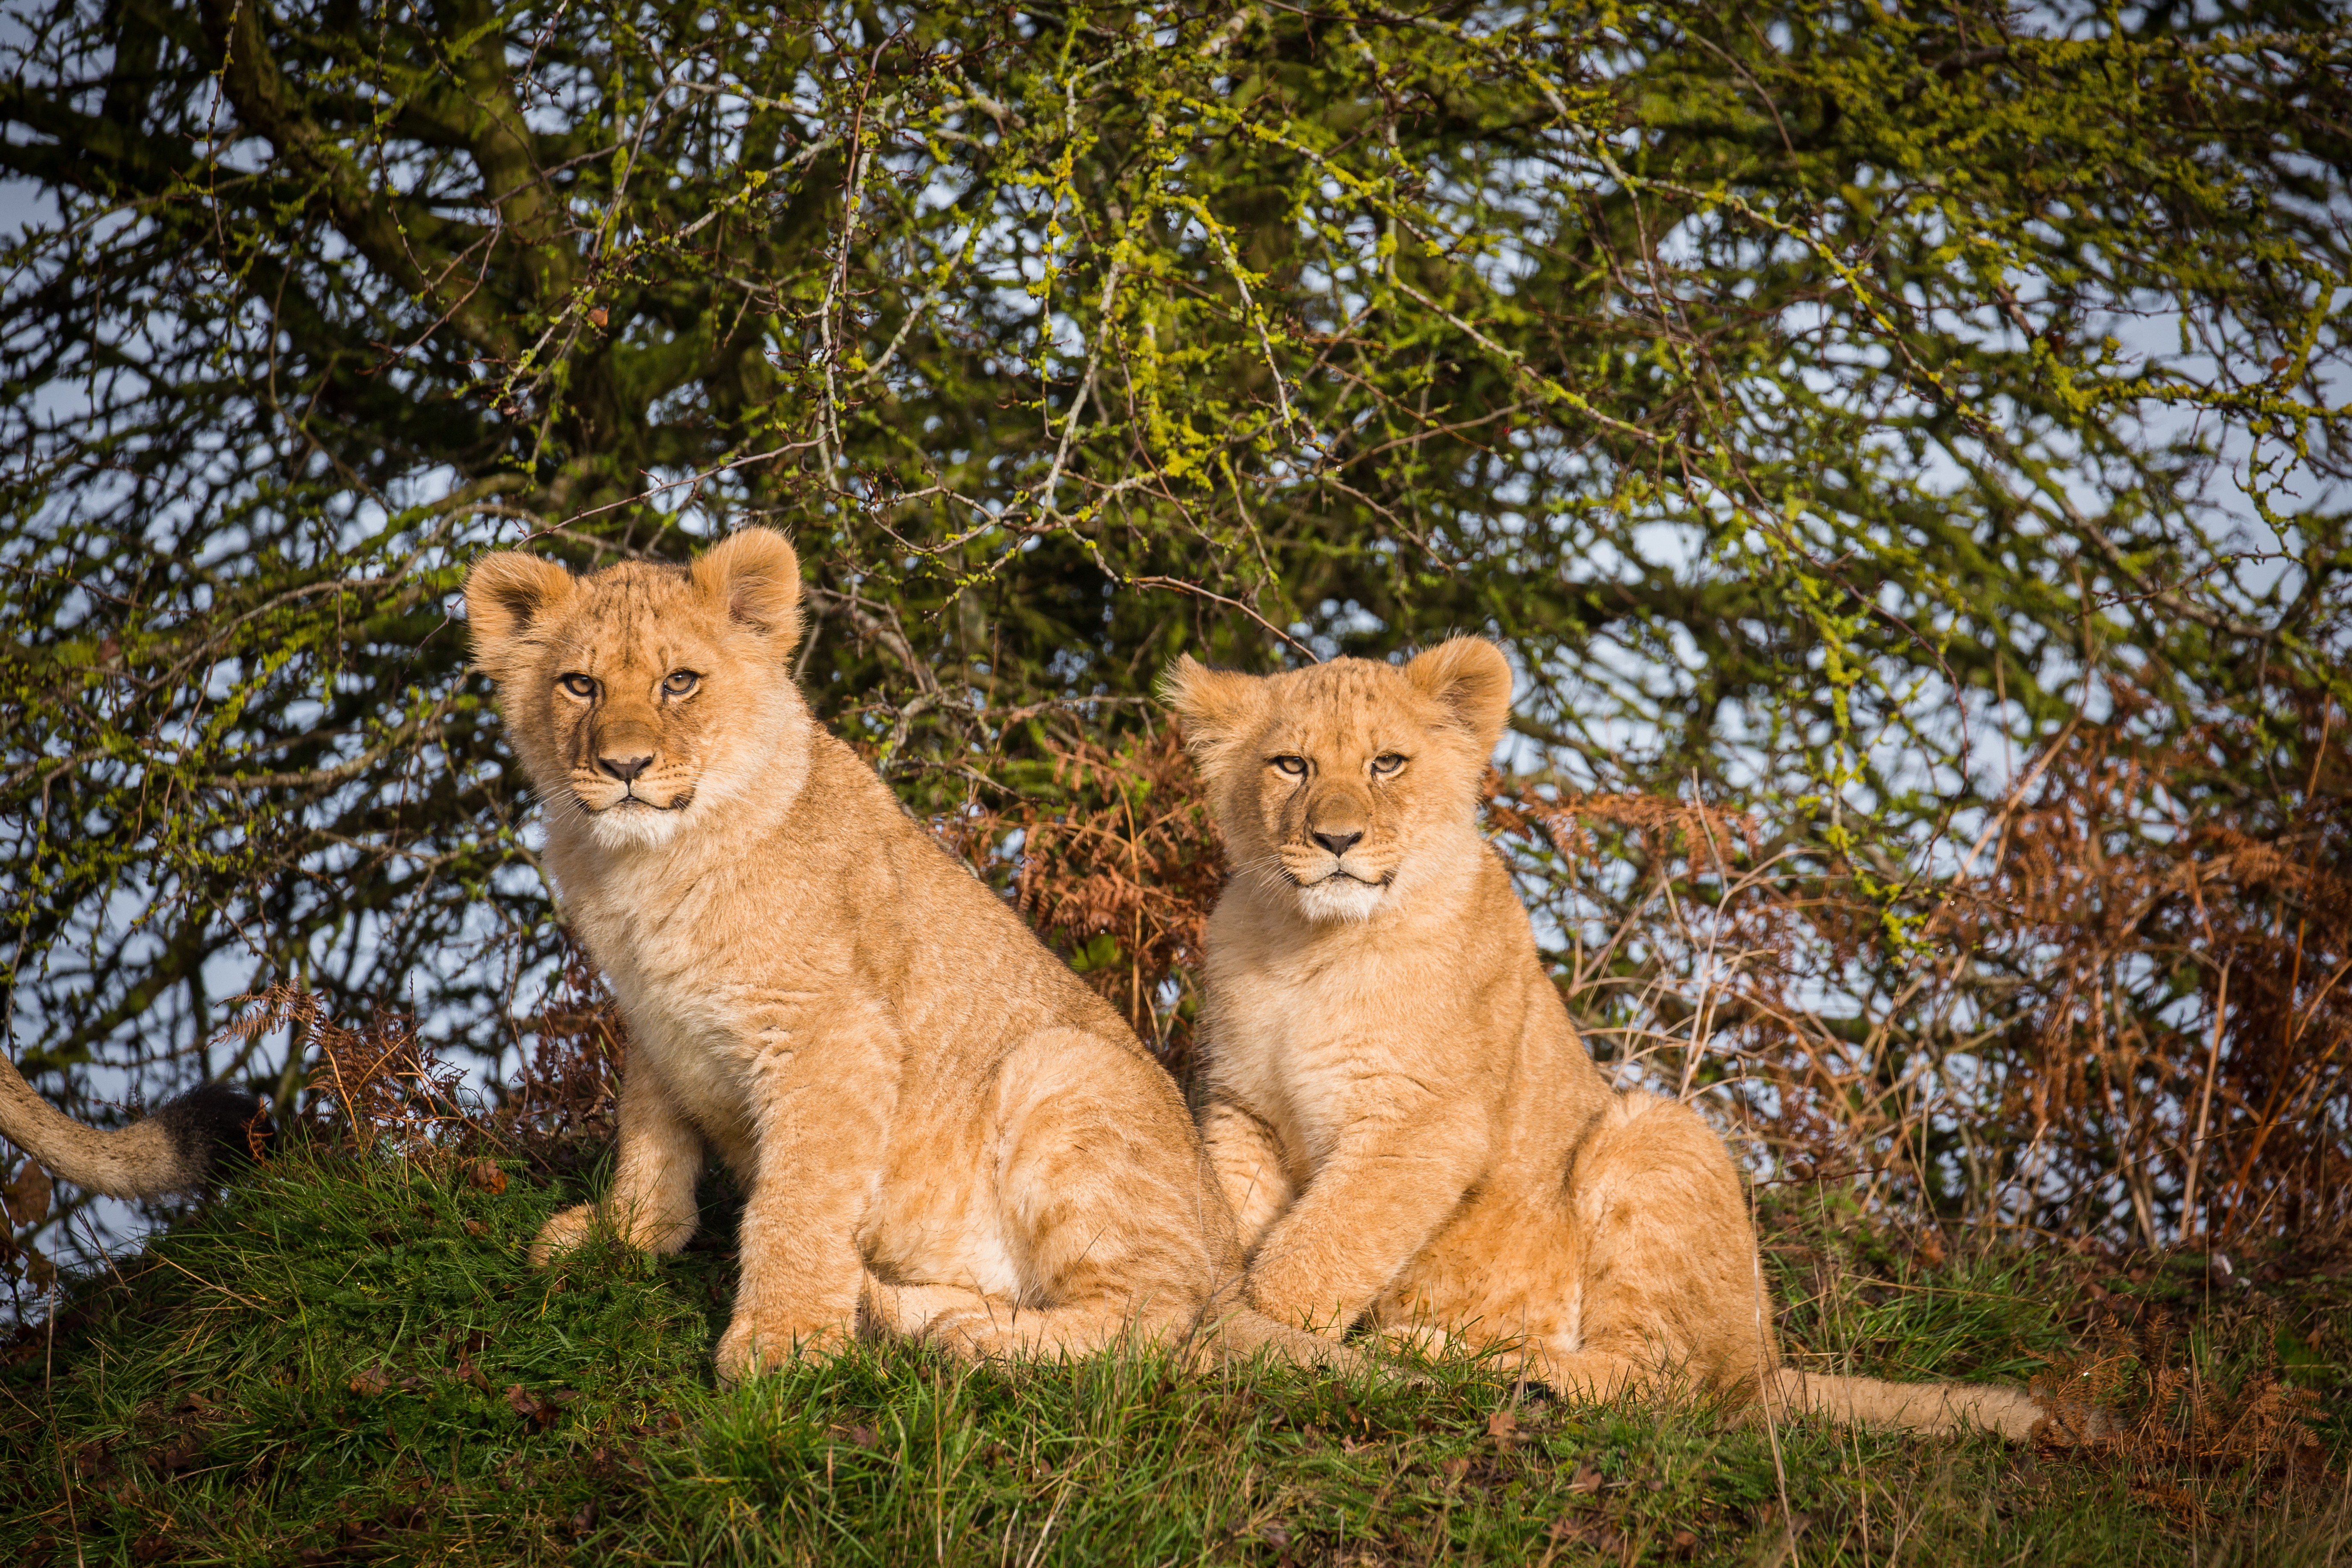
{"left": 463, "top": 529, "right": 1356, "bottom": 1381}
{"left": 1170, "top": 640, "right": 2078, "bottom": 1439}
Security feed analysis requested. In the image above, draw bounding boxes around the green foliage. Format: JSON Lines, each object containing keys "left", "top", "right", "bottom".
{"left": 0, "top": 1, "right": 2346, "bottom": 1244}
{"left": 3, "top": 1152, "right": 2346, "bottom": 1564}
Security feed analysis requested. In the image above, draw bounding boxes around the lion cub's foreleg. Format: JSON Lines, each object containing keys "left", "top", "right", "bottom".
{"left": 1235, "top": 1083, "right": 1483, "bottom": 1338}
{"left": 712, "top": 1012, "right": 899, "bottom": 1382}
{"left": 1199, "top": 1094, "right": 1296, "bottom": 1253}
{"left": 529, "top": 1067, "right": 704, "bottom": 1266}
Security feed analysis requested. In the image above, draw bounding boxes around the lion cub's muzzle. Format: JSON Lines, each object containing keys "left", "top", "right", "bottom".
{"left": 573, "top": 721, "right": 697, "bottom": 814}
{"left": 1279, "top": 830, "right": 1400, "bottom": 923}
{"left": 1276, "top": 836, "right": 1398, "bottom": 890}
{"left": 573, "top": 771, "right": 698, "bottom": 814}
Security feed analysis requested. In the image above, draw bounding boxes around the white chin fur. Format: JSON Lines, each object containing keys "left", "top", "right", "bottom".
{"left": 1296, "top": 877, "right": 1387, "bottom": 923}
{"left": 583, "top": 799, "right": 691, "bottom": 851}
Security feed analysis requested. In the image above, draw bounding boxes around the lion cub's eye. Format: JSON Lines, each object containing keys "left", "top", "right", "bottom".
{"left": 1270, "top": 755, "right": 1308, "bottom": 778}
{"left": 1371, "top": 753, "right": 1406, "bottom": 777}
{"left": 558, "top": 673, "right": 598, "bottom": 700}
{"left": 662, "top": 670, "right": 701, "bottom": 697}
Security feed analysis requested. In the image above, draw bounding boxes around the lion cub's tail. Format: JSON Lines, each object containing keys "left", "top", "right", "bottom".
{"left": 1768, "top": 1369, "right": 2105, "bottom": 1442}
{"left": 0, "top": 1055, "right": 265, "bottom": 1199}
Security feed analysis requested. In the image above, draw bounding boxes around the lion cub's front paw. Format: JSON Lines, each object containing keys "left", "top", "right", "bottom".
{"left": 713, "top": 1313, "right": 854, "bottom": 1385}
{"left": 527, "top": 1202, "right": 602, "bottom": 1267}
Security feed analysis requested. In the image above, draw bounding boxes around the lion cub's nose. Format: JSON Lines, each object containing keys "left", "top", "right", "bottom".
{"left": 598, "top": 751, "right": 655, "bottom": 783}
{"left": 1312, "top": 828, "right": 1363, "bottom": 857}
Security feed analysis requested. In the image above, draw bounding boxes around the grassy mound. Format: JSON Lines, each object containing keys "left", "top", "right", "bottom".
{"left": 3, "top": 1148, "right": 2346, "bottom": 1565}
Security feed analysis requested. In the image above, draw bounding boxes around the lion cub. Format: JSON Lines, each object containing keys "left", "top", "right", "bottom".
{"left": 464, "top": 528, "right": 1343, "bottom": 1381}
{"left": 1170, "top": 639, "right": 2057, "bottom": 1437}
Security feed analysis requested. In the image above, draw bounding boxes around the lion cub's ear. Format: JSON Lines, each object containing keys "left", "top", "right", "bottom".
{"left": 693, "top": 527, "right": 803, "bottom": 645}
{"left": 1163, "top": 655, "right": 1264, "bottom": 779}
{"left": 1405, "top": 637, "right": 1514, "bottom": 753}
{"left": 464, "top": 551, "right": 578, "bottom": 681}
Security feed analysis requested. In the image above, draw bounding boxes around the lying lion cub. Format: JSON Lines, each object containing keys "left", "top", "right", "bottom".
{"left": 465, "top": 527, "right": 1344, "bottom": 1380}
{"left": 1169, "top": 638, "right": 2062, "bottom": 1437}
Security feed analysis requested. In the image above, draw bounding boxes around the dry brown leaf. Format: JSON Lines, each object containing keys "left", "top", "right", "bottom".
{"left": 504, "top": 1384, "right": 556, "bottom": 1425}
{"left": 3, "top": 1159, "right": 52, "bottom": 1227}
{"left": 1486, "top": 1409, "right": 1521, "bottom": 1450}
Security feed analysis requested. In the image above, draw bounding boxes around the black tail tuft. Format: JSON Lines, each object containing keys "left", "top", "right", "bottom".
{"left": 150, "top": 1083, "right": 272, "bottom": 1183}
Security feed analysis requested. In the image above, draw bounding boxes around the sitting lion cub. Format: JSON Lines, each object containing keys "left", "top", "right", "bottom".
{"left": 1169, "top": 638, "right": 2062, "bottom": 1437}
{"left": 464, "top": 527, "right": 1345, "bottom": 1380}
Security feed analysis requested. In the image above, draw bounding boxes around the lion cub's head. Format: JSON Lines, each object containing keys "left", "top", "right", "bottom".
{"left": 463, "top": 528, "right": 807, "bottom": 852}
{"left": 1167, "top": 639, "right": 1513, "bottom": 924}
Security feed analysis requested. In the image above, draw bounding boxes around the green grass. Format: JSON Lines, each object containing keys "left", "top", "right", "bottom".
{"left": 3, "top": 1146, "right": 2346, "bottom": 1566}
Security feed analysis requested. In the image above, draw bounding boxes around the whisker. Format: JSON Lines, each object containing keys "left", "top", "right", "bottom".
{"left": 1232, "top": 851, "right": 1305, "bottom": 897}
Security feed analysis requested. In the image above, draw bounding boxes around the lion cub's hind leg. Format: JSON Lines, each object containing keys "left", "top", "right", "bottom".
{"left": 529, "top": 1066, "right": 705, "bottom": 1265}
{"left": 1543, "top": 1091, "right": 1773, "bottom": 1405}
{"left": 1558, "top": 1095, "right": 2071, "bottom": 1440}
{"left": 865, "top": 1026, "right": 1240, "bottom": 1365}
{"left": 867, "top": 1281, "right": 1157, "bottom": 1364}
